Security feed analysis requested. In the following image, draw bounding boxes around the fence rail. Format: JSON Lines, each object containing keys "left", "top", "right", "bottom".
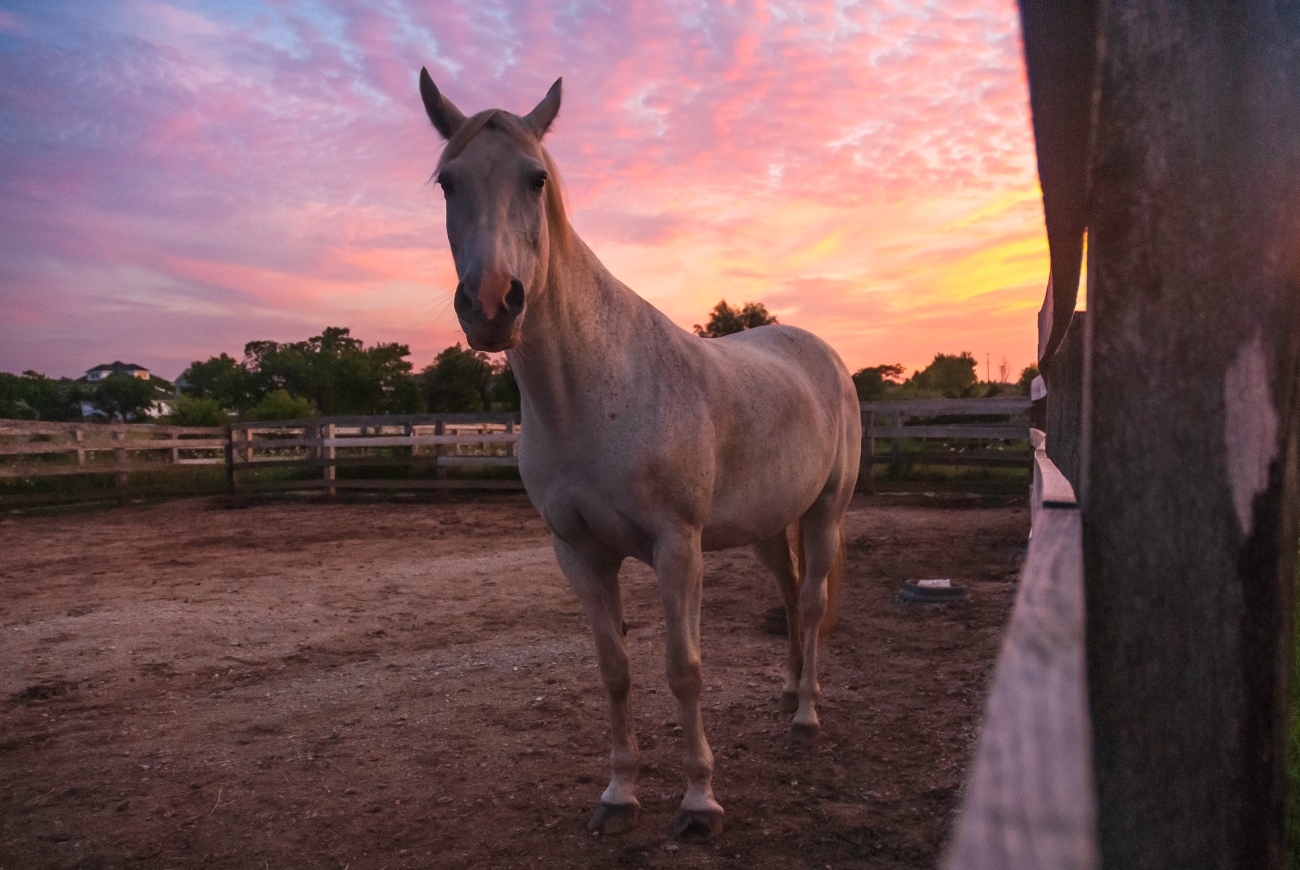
{"left": 227, "top": 416, "right": 523, "bottom": 496}
{"left": 942, "top": 428, "right": 1097, "bottom": 869}
{"left": 859, "top": 397, "right": 1032, "bottom": 491}
{"left": 0, "top": 397, "right": 1035, "bottom": 504}
{"left": 0, "top": 413, "right": 527, "bottom": 503}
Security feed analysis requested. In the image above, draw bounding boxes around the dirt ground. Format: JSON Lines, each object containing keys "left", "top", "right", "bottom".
{"left": 0, "top": 492, "right": 1027, "bottom": 870}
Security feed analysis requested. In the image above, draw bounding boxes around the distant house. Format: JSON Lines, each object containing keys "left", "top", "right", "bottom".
{"left": 84, "top": 361, "right": 151, "bottom": 382}
{"left": 78, "top": 362, "right": 176, "bottom": 420}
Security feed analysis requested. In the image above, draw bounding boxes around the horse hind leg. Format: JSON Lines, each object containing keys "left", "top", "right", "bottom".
{"left": 752, "top": 530, "right": 802, "bottom": 714}
{"left": 551, "top": 537, "right": 641, "bottom": 835}
{"left": 791, "top": 500, "right": 846, "bottom": 742}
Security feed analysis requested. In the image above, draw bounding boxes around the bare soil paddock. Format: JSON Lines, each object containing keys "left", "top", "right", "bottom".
{"left": 0, "top": 493, "right": 1026, "bottom": 869}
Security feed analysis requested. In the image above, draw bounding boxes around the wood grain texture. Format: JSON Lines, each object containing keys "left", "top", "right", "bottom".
{"left": 1083, "top": 2, "right": 1300, "bottom": 866}
{"left": 1018, "top": 0, "right": 1099, "bottom": 369}
{"left": 943, "top": 454, "right": 1095, "bottom": 870}
{"left": 1037, "top": 448, "right": 1077, "bottom": 509}
{"left": 1045, "top": 311, "right": 1086, "bottom": 492}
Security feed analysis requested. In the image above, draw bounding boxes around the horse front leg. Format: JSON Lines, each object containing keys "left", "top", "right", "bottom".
{"left": 654, "top": 530, "right": 725, "bottom": 842}
{"left": 552, "top": 536, "right": 641, "bottom": 835}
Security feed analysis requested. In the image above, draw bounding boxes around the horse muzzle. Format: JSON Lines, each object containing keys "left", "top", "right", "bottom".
{"left": 454, "top": 276, "right": 525, "bottom": 351}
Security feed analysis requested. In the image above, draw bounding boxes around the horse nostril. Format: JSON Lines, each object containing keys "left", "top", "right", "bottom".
{"left": 453, "top": 282, "right": 473, "bottom": 318}
{"left": 505, "top": 279, "right": 525, "bottom": 315}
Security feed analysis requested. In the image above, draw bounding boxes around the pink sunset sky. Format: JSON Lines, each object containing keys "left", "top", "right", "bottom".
{"left": 0, "top": 0, "right": 1048, "bottom": 382}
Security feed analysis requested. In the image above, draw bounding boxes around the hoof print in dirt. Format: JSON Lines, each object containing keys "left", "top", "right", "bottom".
{"left": 672, "top": 808, "right": 724, "bottom": 843}
{"left": 588, "top": 801, "right": 640, "bottom": 835}
{"left": 789, "top": 721, "right": 819, "bottom": 745}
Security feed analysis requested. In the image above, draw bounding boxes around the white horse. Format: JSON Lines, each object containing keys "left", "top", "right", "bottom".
{"left": 419, "top": 70, "right": 861, "bottom": 843}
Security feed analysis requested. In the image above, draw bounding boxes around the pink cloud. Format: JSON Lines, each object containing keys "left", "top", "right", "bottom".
{"left": 0, "top": 0, "right": 1044, "bottom": 381}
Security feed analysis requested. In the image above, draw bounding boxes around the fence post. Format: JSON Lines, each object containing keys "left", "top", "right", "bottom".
{"left": 434, "top": 420, "right": 447, "bottom": 485}
{"left": 74, "top": 428, "right": 85, "bottom": 465}
{"left": 170, "top": 432, "right": 180, "bottom": 464}
{"left": 243, "top": 427, "right": 253, "bottom": 464}
{"left": 858, "top": 408, "right": 874, "bottom": 492}
{"left": 1077, "top": 3, "right": 1300, "bottom": 864}
{"left": 889, "top": 409, "right": 903, "bottom": 476}
{"left": 323, "top": 423, "right": 336, "bottom": 497}
{"left": 224, "top": 424, "right": 235, "bottom": 494}
{"left": 112, "top": 428, "right": 127, "bottom": 507}
{"left": 1045, "top": 311, "right": 1086, "bottom": 492}
{"left": 404, "top": 422, "right": 415, "bottom": 472}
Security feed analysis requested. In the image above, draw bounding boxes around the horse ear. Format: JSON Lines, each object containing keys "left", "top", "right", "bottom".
{"left": 419, "top": 67, "right": 466, "bottom": 140}
{"left": 523, "top": 78, "right": 562, "bottom": 139}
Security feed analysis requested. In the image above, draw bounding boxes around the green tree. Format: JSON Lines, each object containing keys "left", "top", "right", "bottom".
{"left": 420, "top": 344, "right": 492, "bottom": 412}
{"left": 180, "top": 353, "right": 262, "bottom": 412}
{"left": 490, "top": 362, "right": 521, "bottom": 411}
{"left": 245, "top": 327, "right": 415, "bottom": 415}
{"left": 692, "top": 300, "right": 778, "bottom": 338}
{"left": 903, "top": 352, "right": 979, "bottom": 398}
{"left": 0, "top": 371, "right": 83, "bottom": 420}
{"left": 0, "top": 372, "right": 37, "bottom": 419}
{"left": 1018, "top": 365, "right": 1040, "bottom": 396}
{"left": 170, "top": 396, "right": 228, "bottom": 426}
{"left": 90, "top": 375, "right": 157, "bottom": 421}
{"left": 851, "top": 364, "right": 905, "bottom": 401}
{"left": 245, "top": 389, "right": 318, "bottom": 422}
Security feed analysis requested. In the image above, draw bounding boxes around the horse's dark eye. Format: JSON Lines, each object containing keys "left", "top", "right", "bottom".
{"left": 531, "top": 172, "right": 548, "bottom": 192}
{"left": 437, "top": 174, "right": 454, "bottom": 196}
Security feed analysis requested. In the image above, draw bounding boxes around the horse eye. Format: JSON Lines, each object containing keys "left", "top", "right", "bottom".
{"left": 530, "top": 172, "right": 547, "bottom": 192}
{"left": 437, "top": 174, "right": 454, "bottom": 195}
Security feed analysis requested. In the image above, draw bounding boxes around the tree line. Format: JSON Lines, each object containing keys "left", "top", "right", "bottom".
{"left": 0, "top": 300, "right": 1037, "bottom": 425}
{"left": 696, "top": 299, "right": 1038, "bottom": 401}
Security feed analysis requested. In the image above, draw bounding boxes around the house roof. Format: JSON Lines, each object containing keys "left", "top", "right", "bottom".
{"left": 86, "top": 361, "right": 149, "bottom": 373}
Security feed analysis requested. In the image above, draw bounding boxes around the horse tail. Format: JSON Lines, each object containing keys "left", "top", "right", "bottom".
{"left": 791, "top": 521, "right": 843, "bottom": 640}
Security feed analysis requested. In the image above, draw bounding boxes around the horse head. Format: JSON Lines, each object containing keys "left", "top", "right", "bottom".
{"left": 420, "top": 70, "right": 566, "bottom": 352}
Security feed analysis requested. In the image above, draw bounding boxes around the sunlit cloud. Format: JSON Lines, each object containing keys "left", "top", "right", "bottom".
{"left": 0, "top": 0, "right": 1046, "bottom": 381}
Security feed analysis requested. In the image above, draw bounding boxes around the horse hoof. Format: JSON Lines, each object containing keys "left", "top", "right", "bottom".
{"left": 672, "top": 808, "right": 724, "bottom": 843}
{"left": 790, "top": 721, "right": 819, "bottom": 745}
{"left": 779, "top": 691, "right": 799, "bottom": 714}
{"left": 588, "top": 801, "right": 640, "bottom": 835}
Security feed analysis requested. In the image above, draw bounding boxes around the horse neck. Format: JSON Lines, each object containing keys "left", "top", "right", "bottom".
{"left": 508, "top": 232, "right": 663, "bottom": 427}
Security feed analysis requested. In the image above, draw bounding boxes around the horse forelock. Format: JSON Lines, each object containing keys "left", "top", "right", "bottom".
{"left": 437, "top": 109, "right": 571, "bottom": 252}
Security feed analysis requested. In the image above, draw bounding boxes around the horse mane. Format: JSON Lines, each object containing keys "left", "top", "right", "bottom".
{"left": 437, "top": 109, "right": 572, "bottom": 252}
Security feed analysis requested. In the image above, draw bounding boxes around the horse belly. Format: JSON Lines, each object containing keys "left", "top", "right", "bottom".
{"left": 699, "top": 397, "right": 849, "bottom": 550}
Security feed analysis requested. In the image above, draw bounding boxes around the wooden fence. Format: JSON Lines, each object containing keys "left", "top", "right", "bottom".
{"left": 222, "top": 413, "right": 523, "bottom": 494}
{"left": 0, "top": 418, "right": 229, "bottom": 505}
{"left": 0, "top": 413, "right": 525, "bottom": 504}
{"left": 940, "top": 1, "right": 1300, "bottom": 866}
{"left": 942, "top": 429, "right": 1096, "bottom": 869}
{"left": 860, "top": 397, "right": 1032, "bottom": 492}
{"left": 1, "top": 399, "right": 1034, "bottom": 505}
